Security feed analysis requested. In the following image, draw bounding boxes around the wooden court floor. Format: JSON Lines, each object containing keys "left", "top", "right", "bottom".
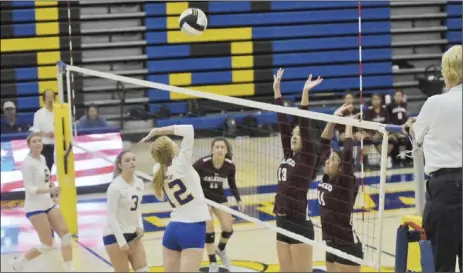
{"left": 1, "top": 137, "right": 416, "bottom": 272}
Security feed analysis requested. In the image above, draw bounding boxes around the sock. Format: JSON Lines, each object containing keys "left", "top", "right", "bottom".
{"left": 208, "top": 254, "right": 217, "bottom": 263}
{"left": 218, "top": 242, "right": 227, "bottom": 252}
{"left": 64, "top": 261, "right": 74, "bottom": 272}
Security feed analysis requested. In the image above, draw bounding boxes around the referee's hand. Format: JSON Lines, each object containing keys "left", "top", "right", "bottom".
{"left": 402, "top": 118, "right": 416, "bottom": 135}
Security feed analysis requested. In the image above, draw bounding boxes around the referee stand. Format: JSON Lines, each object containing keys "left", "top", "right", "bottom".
{"left": 395, "top": 221, "right": 435, "bottom": 272}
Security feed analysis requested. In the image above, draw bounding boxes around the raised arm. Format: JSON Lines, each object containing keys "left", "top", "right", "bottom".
{"left": 299, "top": 75, "right": 323, "bottom": 160}
{"left": 139, "top": 124, "right": 194, "bottom": 164}
{"left": 342, "top": 124, "right": 354, "bottom": 175}
{"left": 318, "top": 104, "right": 349, "bottom": 163}
{"left": 273, "top": 68, "right": 292, "bottom": 156}
{"left": 106, "top": 187, "right": 126, "bottom": 247}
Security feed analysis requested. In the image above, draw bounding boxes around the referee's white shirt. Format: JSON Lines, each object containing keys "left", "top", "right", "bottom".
{"left": 31, "top": 107, "right": 55, "bottom": 145}
{"left": 414, "top": 84, "right": 462, "bottom": 174}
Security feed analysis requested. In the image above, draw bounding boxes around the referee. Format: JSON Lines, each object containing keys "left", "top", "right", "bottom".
{"left": 403, "top": 45, "right": 462, "bottom": 272}
{"left": 31, "top": 89, "right": 56, "bottom": 171}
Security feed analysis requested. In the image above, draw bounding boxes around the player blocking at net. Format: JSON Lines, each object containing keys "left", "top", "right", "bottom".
{"left": 193, "top": 138, "right": 244, "bottom": 272}
{"left": 139, "top": 124, "right": 211, "bottom": 272}
{"left": 272, "top": 68, "right": 323, "bottom": 272}
{"left": 11, "top": 133, "right": 74, "bottom": 272}
{"left": 318, "top": 105, "right": 363, "bottom": 272}
{"left": 102, "top": 151, "right": 147, "bottom": 272}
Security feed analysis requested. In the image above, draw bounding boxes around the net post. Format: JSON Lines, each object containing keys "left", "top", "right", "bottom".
{"left": 56, "top": 62, "right": 65, "bottom": 104}
{"left": 54, "top": 103, "right": 78, "bottom": 235}
{"left": 64, "top": 68, "right": 76, "bottom": 137}
{"left": 412, "top": 148, "right": 425, "bottom": 214}
{"left": 375, "top": 130, "right": 390, "bottom": 269}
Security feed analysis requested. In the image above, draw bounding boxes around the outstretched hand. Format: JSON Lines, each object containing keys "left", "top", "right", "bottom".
{"left": 138, "top": 128, "right": 156, "bottom": 144}
{"left": 303, "top": 74, "right": 323, "bottom": 93}
{"left": 333, "top": 103, "right": 351, "bottom": 116}
{"left": 273, "top": 68, "right": 284, "bottom": 95}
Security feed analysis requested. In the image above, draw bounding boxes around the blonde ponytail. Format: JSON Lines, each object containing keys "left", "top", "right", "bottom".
{"left": 152, "top": 164, "right": 166, "bottom": 199}
{"left": 150, "top": 136, "right": 175, "bottom": 201}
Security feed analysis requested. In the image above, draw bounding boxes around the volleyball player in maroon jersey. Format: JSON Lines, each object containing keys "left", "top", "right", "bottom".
{"left": 273, "top": 68, "right": 323, "bottom": 272}
{"left": 193, "top": 138, "right": 243, "bottom": 272}
{"left": 318, "top": 106, "right": 363, "bottom": 272}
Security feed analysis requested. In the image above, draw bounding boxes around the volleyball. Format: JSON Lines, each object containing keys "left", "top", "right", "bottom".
{"left": 179, "top": 8, "right": 208, "bottom": 36}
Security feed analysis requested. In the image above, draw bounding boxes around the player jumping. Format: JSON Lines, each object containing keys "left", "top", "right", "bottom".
{"left": 11, "top": 133, "right": 74, "bottom": 272}
{"left": 140, "top": 125, "right": 211, "bottom": 272}
{"left": 103, "top": 151, "right": 147, "bottom": 272}
{"left": 318, "top": 105, "right": 363, "bottom": 272}
{"left": 193, "top": 137, "right": 244, "bottom": 272}
{"left": 273, "top": 68, "right": 323, "bottom": 272}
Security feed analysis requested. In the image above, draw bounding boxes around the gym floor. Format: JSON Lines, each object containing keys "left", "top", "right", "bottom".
{"left": 1, "top": 137, "right": 416, "bottom": 272}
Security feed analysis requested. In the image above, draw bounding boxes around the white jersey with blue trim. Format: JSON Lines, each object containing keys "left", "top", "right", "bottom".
{"left": 21, "top": 155, "right": 54, "bottom": 213}
{"left": 153, "top": 125, "right": 211, "bottom": 223}
{"left": 103, "top": 175, "right": 144, "bottom": 247}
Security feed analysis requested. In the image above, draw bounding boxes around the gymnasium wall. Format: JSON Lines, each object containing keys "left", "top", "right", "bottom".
{"left": 0, "top": 0, "right": 81, "bottom": 121}
{"left": 446, "top": 1, "right": 462, "bottom": 47}
{"left": 145, "top": 2, "right": 394, "bottom": 111}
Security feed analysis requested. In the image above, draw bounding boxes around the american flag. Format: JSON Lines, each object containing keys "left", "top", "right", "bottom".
{"left": 0, "top": 132, "right": 124, "bottom": 193}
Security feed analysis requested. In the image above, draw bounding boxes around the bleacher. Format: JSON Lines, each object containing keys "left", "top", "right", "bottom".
{"left": 446, "top": 1, "right": 462, "bottom": 47}
{"left": 1, "top": 0, "right": 81, "bottom": 131}
{"left": 0, "top": 1, "right": 460, "bottom": 135}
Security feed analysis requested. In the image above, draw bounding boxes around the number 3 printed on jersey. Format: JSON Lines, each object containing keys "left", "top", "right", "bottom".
{"left": 277, "top": 167, "right": 287, "bottom": 182}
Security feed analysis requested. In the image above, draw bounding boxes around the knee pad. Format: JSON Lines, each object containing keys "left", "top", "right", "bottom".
{"left": 37, "top": 243, "right": 53, "bottom": 254}
{"left": 135, "top": 266, "right": 148, "bottom": 272}
{"left": 221, "top": 230, "right": 233, "bottom": 239}
{"left": 205, "top": 232, "right": 215, "bottom": 244}
{"left": 60, "top": 233, "right": 72, "bottom": 246}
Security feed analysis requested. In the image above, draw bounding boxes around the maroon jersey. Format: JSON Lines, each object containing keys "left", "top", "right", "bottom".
{"left": 365, "top": 105, "right": 389, "bottom": 124}
{"left": 387, "top": 102, "right": 408, "bottom": 125}
{"left": 274, "top": 97, "right": 317, "bottom": 220}
{"left": 193, "top": 156, "right": 241, "bottom": 201}
{"left": 317, "top": 138, "right": 358, "bottom": 244}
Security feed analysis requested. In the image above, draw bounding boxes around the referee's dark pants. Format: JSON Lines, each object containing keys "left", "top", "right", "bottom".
{"left": 41, "top": 144, "right": 55, "bottom": 171}
{"left": 423, "top": 167, "right": 462, "bottom": 272}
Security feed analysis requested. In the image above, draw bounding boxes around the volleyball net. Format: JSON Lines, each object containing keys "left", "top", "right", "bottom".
{"left": 55, "top": 61, "right": 425, "bottom": 270}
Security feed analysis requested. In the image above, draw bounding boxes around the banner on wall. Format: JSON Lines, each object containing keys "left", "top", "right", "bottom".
{"left": 0, "top": 133, "right": 123, "bottom": 193}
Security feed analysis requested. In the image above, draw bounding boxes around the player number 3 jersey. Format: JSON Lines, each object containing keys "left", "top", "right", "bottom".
{"left": 103, "top": 175, "right": 144, "bottom": 247}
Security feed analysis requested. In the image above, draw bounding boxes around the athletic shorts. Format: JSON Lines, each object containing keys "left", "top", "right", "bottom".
{"left": 25, "top": 205, "right": 55, "bottom": 219}
{"left": 162, "top": 221, "right": 206, "bottom": 251}
{"left": 276, "top": 215, "right": 314, "bottom": 244}
{"left": 326, "top": 240, "right": 363, "bottom": 266}
{"left": 103, "top": 232, "right": 138, "bottom": 246}
{"left": 203, "top": 189, "right": 228, "bottom": 204}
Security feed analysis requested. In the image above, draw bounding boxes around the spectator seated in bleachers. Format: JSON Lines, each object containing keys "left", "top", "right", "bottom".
{"left": 336, "top": 92, "right": 362, "bottom": 143}
{"left": 77, "top": 104, "right": 108, "bottom": 129}
{"left": 362, "top": 93, "right": 394, "bottom": 168}
{"left": 1, "top": 101, "right": 28, "bottom": 134}
{"left": 386, "top": 89, "right": 413, "bottom": 167}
